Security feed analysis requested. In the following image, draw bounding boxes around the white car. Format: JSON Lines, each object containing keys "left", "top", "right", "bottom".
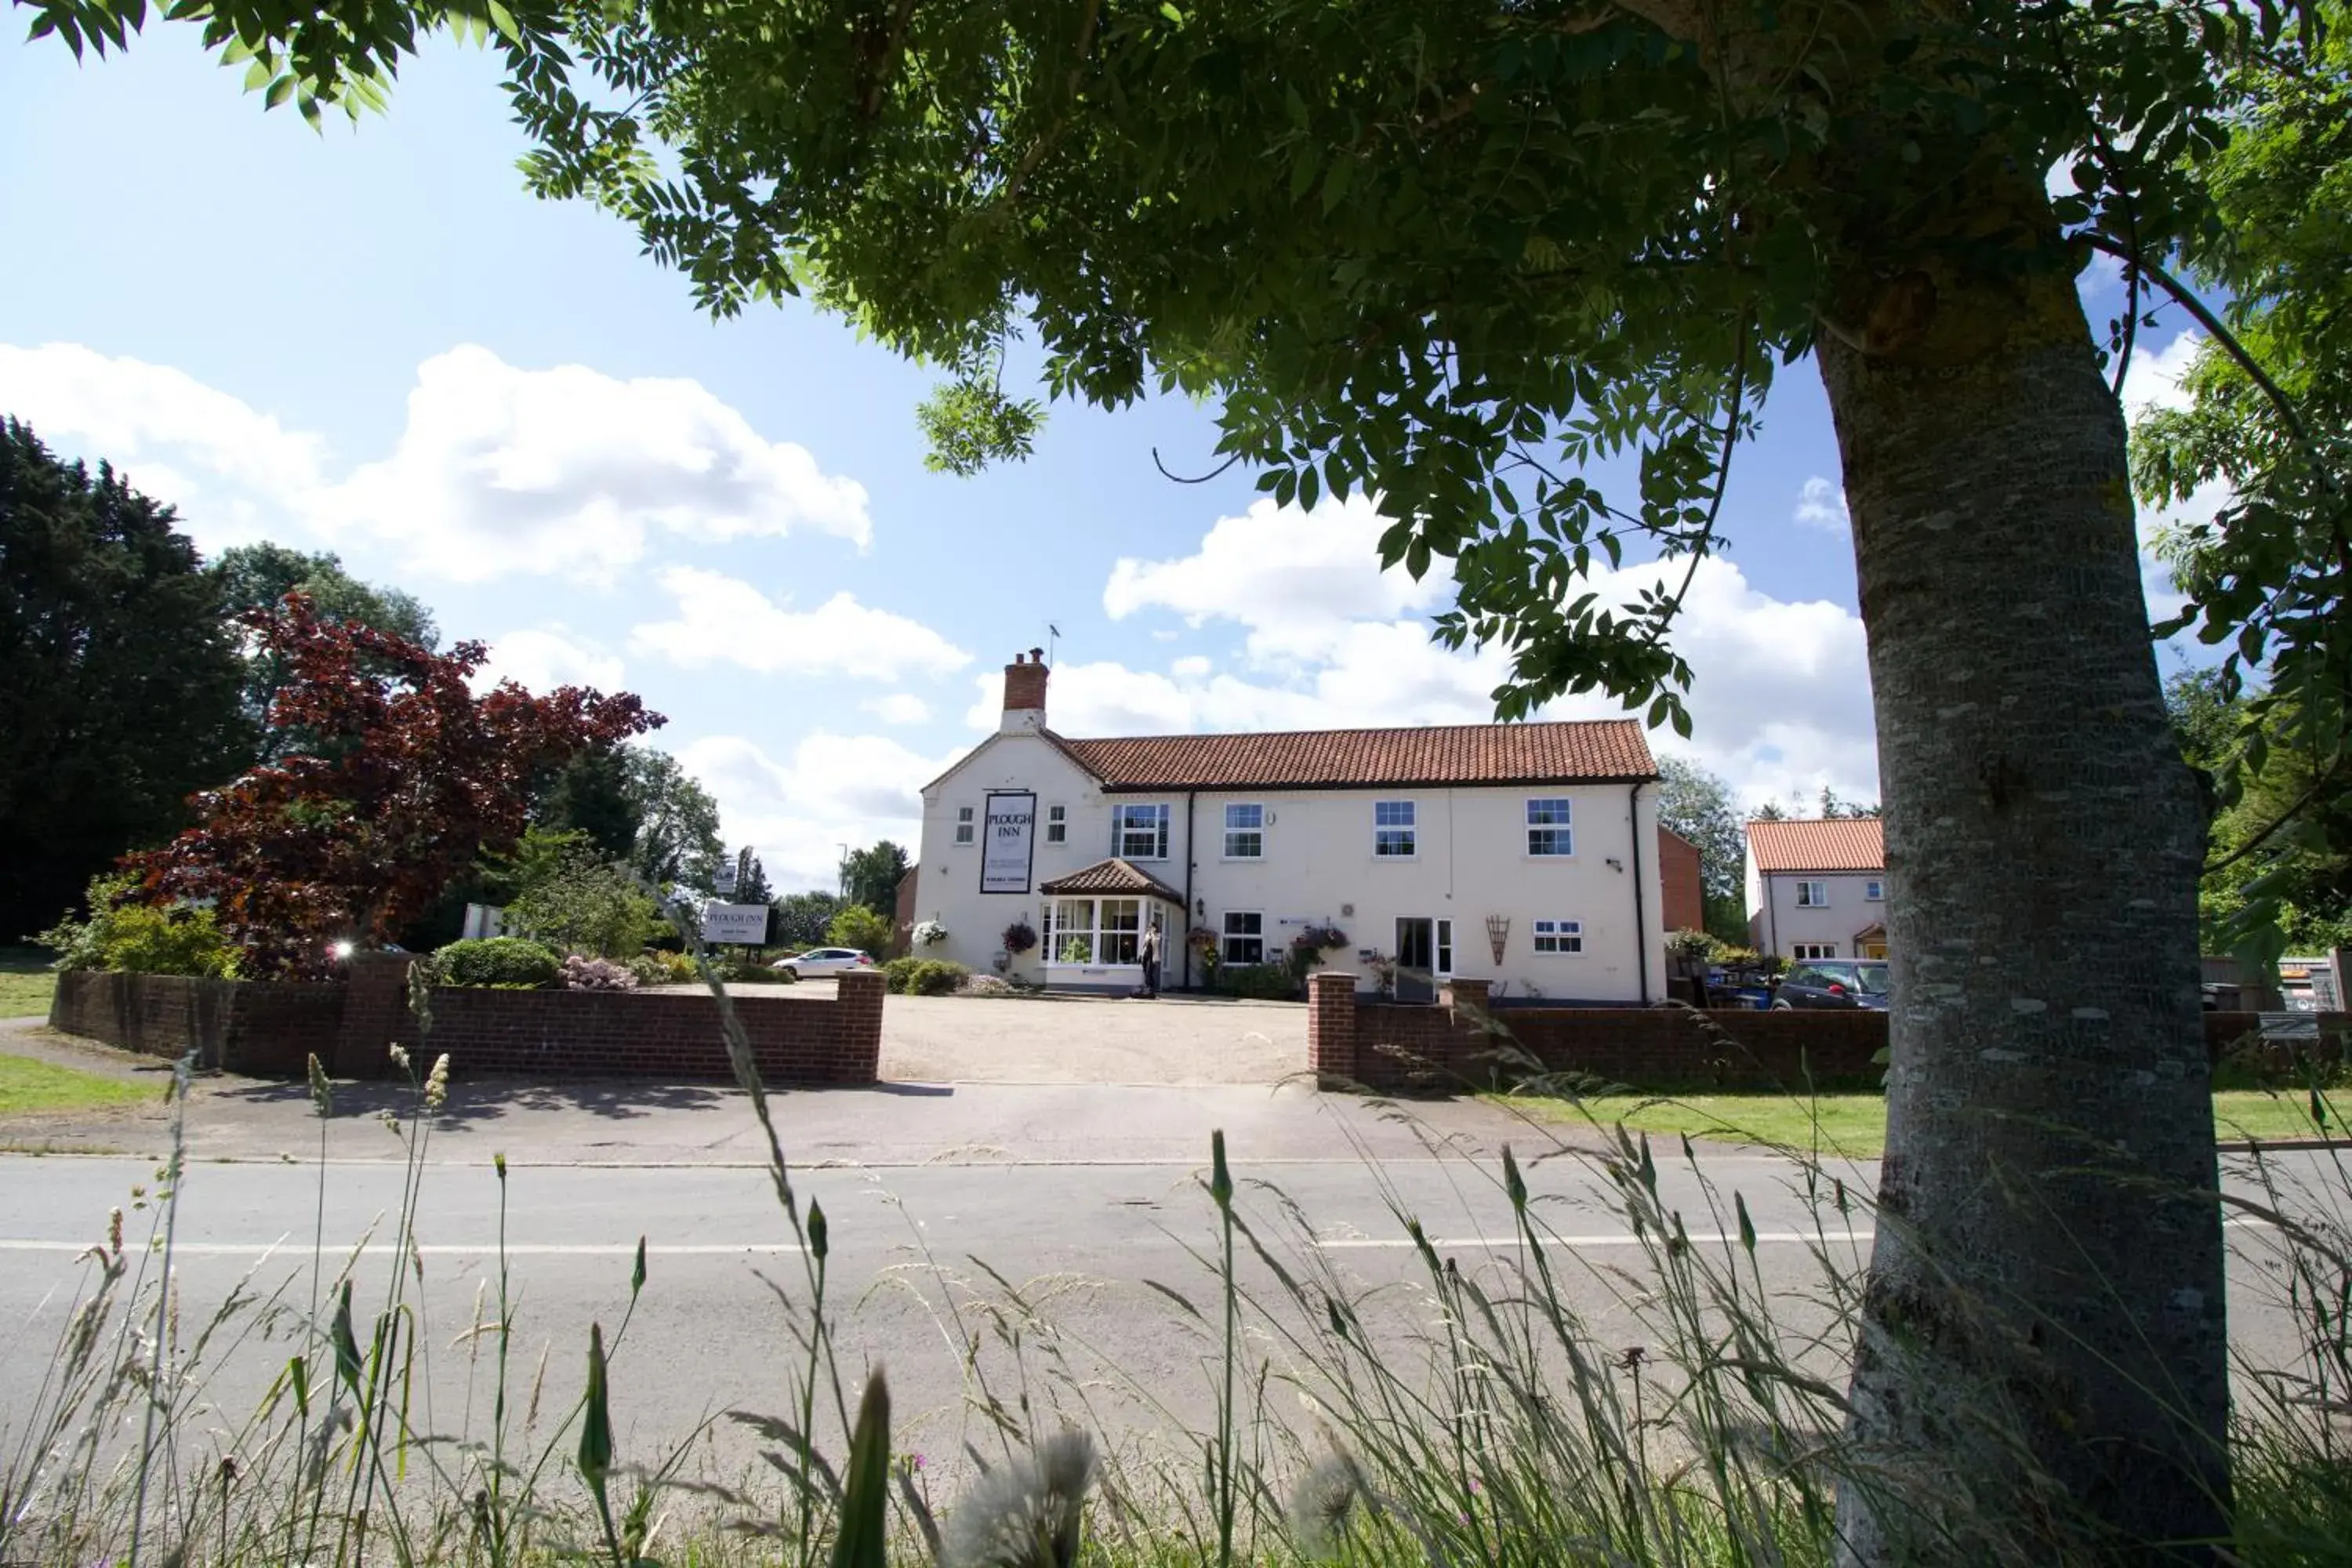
{"left": 771, "top": 947, "right": 876, "bottom": 979}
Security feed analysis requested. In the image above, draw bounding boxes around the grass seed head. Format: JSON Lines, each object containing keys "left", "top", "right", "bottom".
{"left": 943, "top": 1429, "right": 1098, "bottom": 1568}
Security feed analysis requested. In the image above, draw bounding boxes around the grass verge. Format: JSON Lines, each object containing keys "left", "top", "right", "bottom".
{"left": 1494, "top": 1087, "right": 2341, "bottom": 1155}
{"left": 0, "top": 1052, "right": 152, "bottom": 1116}
{"left": 0, "top": 946, "right": 56, "bottom": 1018}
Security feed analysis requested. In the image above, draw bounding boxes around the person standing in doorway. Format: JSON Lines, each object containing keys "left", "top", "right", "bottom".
{"left": 1139, "top": 920, "right": 1162, "bottom": 999}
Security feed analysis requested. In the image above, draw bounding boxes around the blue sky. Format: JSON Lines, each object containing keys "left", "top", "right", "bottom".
{"left": 0, "top": 27, "right": 2212, "bottom": 893}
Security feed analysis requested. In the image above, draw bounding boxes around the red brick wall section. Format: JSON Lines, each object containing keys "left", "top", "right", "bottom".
{"left": 2207, "top": 1011, "right": 2350, "bottom": 1070}
{"left": 1657, "top": 826, "right": 1705, "bottom": 935}
{"left": 894, "top": 867, "right": 919, "bottom": 957}
{"left": 1308, "top": 978, "right": 1890, "bottom": 1094}
{"left": 1307, "top": 971, "right": 1359, "bottom": 1080}
{"left": 414, "top": 970, "right": 884, "bottom": 1084}
{"left": 49, "top": 969, "right": 344, "bottom": 1075}
{"left": 53, "top": 964, "right": 886, "bottom": 1087}
{"left": 332, "top": 953, "right": 421, "bottom": 1079}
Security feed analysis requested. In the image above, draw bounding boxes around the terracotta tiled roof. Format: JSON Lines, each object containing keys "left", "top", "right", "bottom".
{"left": 1038, "top": 858, "right": 1185, "bottom": 902}
{"left": 1746, "top": 818, "right": 1885, "bottom": 873}
{"left": 1044, "top": 720, "right": 1654, "bottom": 793}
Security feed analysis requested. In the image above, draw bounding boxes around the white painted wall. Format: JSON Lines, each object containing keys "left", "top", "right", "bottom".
{"left": 1748, "top": 869, "right": 1886, "bottom": 959}
{"left": 913, "top": 735, "right": 1666, "bottom": 1002}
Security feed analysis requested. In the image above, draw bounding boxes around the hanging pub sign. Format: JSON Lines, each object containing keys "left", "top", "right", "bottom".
{"left": 980, "top": 790, "right": 1039, "bottom": 895}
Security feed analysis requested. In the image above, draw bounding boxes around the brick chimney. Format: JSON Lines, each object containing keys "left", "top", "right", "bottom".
{"left": 1000, "top": 648, "right": 1050, "bottom": 734}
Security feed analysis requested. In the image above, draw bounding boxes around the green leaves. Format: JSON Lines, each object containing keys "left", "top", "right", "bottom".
{"left": 829, "top": 1369, "right": 891, "bottom": 1568}
{"left": 578, "top": 1320, "right": 613, "bottom": 1491}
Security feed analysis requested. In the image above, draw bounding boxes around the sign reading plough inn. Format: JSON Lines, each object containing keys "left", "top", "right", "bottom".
{"left": 981, "top": 791, "right": 1039, "bottom": 895}
{"left": 702, "top": 902, "right": 771, "bottom": 946}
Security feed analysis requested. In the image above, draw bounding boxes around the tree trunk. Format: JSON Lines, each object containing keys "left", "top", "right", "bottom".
{"left": 1817, "top": 195, "right": 2230, "bottom": 1559}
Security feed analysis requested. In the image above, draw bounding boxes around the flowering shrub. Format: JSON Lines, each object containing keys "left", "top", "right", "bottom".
{"left": 913, "top": 919, "right": 949, "bottom": 947}
{"left": 1286, "top": 922, "right": 1351, "bottom": 982}
{"left": 560, "top": 953, "right": 639, "bottom": 992}
{"left": 1293, "top": 923, "right": 1350, "bottom": 952}
{"left": 1000, "top": 920, "right": 1037, "bottom": 955}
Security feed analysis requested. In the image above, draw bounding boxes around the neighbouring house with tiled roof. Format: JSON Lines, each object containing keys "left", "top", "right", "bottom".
{"left": 1744, "top": 817, "right": 1888, "bottom": 962}
{"left": 908, "top": 650, "right": 1670, "bottom": 1001}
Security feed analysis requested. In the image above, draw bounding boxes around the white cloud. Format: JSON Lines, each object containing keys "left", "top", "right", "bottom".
{"left": 673, "top": 732, "right": 955, "bottom": 892}
{"left": 1793, "top": 476, "right": 1849, "bottom": 535}
{"left": 0, "top": 341, "right": 870, "bottom": 583}
{"left": 986, "top": 537, "right": 1883, "bottom": 810}
{"left": 314, "top": 347, "right": 869, "bottom": 584}
{"left": 2118, "top": 332, "right": 2223, "bottom": 625}
{"left": 629, "top": 568, "right": 972, "bottom": 681}
{"left": 474, "top": 626, "right": 626, "bottom": 694}
{"left": 0, "top": 341, "right": 328, "bottom": 551}
{"left": 863, "top": 693, "right": 933, "bottom": 724}
{"left": 1103, "top": 494, "right": 1446, "bottom": 660}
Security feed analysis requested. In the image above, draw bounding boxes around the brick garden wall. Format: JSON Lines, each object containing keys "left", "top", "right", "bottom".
{"left": 49, "top": 969, "right": 343, "bottom": 1076}
{"left": 1310, "top": 972, "right": 1886, "bottom": 1094}
{"left": 1312, "top": 981, "right": 2351, "bottom": 1096}
{"left": 52, "top": 960, "right": 885, "bottom": 1087}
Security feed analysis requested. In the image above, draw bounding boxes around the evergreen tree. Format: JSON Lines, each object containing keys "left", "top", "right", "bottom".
{"left": 0, "top": 419, "right": 249, "bottom": 941}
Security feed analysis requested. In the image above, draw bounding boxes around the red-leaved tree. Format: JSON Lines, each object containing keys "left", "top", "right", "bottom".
{"left": 129, "top": 594, "right": 662, "bottom": 978}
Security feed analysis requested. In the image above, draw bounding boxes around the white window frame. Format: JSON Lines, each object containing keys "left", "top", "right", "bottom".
{"left": 1864, "top": 878, "right": 1884, "bottom": 902}
{"left": 1525, "top": 797, "right": 1574, "bottom": 857}
{"left": 1046, "top": 804, "right": 1067, "bottom": 844}
{"left": 1436, "top": 917, "right": 1454, "bottom": 978}
{"left": 1374, "top": 800, "right": 1417, "bottom": 858}
{"left": 1112, "top": 802, "right": 1171, "bottom": 861}
{"left": 1221, "top": 910, "right": 1265, "bottom": 966}
{"left": 1047, "top": 897, "right": 1145, "bottom": 965}
{"left": 1222, "top": 803, "right": 1265, "bottom": 860}
{"left": 1795, "top": 879, "right": 1828, "bottom": 907}
{"left": 1791, "top": 942, "right": 1838, "bottom": 962}
{"left": 1532, "top": 918, "right": 1584, "bottom": 955}
{"left": 954, "top": 805, "right": 975, "bottom": 846}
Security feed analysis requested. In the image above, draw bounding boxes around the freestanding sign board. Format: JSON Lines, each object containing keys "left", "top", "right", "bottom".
{"left": 980, "top": 791, "right": 1038, "bottom": 895}
{"left": 702, "top": 902, "right": 770, "bottom": 946}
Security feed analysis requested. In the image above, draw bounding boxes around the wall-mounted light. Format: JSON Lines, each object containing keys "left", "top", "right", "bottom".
{"left": 1606, "top": 857, "right": 1624, "bottom": 872}
{"left": 1195, "top": 896, "right": 1206, "bottom": 918}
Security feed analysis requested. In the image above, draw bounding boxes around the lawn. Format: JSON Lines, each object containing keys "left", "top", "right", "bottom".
{"left": 0, "top": 1053, "right": 153, "bottom": 1116}
{"left": 0, "top": 946, "right": 56, "bottom": 1018}
{"left": 1497, "top": 1087, "right": 2341, "bottom": 1156}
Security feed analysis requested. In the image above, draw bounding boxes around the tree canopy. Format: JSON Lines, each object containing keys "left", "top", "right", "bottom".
{"left": 840, "top": 840, "right": 909, "bottom": 919}
{"left": 2132, "top": 7, "right": 2350, "bottom": 964}
{"left": 128, "top": 594, "right": 660, "bottom": 977}
{"left": 0, "top": 419, "right": 249, "bottom": 942}
{"left": 209, "top": 542, "right": 438, "bottom": 743}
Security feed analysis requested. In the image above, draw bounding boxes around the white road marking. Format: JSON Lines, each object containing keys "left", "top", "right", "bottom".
{"left": 0, "top": 1240, "right": 803, "bottom": 1257}
{"left": 1315, "top": 1231, "right": 1875, "bottom": 1250}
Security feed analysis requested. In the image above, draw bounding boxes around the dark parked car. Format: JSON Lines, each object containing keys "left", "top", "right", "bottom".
{"left": 1772, "top": 960, "right": 1889, "bottom": 1010}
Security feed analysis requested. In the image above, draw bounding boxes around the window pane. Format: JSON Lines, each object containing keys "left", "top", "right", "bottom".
{"left": 1225, "top": 804, "right": 1262, "bottom": 829}
{"left": 1528, "top": 826, "right": 1572, "bottom": 856}
{"left": 1225, "top": 829, "right": 1261, "bottom": 858}
{"left": 1375, "top": 829, "right": 1414, "bottom": 856}
{"left": 1526, "top": 798, "right": 1571, "bottom": 825}
{"left": 1374, "top": 800, "right": 1414, "bottom": 826}
{"left": 1221, "top": 910, "right": 1263, "bottom": 966}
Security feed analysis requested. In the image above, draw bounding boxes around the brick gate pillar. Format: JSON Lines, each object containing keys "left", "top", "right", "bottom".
{"left": 331, "top": 953, "right": 420, "bottom": 1079}
{"left": 1307, "top": 971, "right": 1358, "bottom": 1083}
{"left": 835, "top": 970, "right": 887, "bottom": 1083}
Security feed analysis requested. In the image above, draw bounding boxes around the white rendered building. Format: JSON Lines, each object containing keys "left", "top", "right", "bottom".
{"left": 1743, "top": 817, "right": 1889, "bottom": 961}
{"left": 908, "top": 651, "right": 1669, "bottom": 1002}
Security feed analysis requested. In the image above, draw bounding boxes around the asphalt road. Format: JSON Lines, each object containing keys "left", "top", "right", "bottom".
{"left": 2, "top": 1141, "right": 2336, "bottom": 1511}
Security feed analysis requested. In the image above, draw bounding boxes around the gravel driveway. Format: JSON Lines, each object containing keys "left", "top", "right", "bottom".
{"left": 879, "top": 993, "right": 1305, "bottom": 1085}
